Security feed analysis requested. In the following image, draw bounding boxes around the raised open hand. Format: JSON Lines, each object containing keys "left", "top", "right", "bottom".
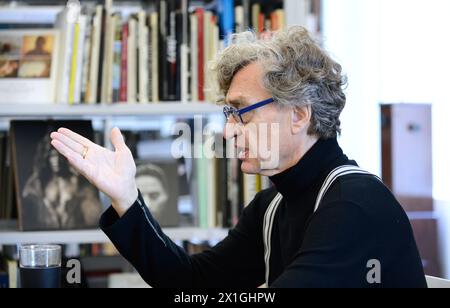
{"left": 50, "top": 127, "right": 138, "bottom": 217}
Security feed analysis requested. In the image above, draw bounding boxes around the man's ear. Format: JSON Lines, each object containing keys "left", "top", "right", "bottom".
{"left": 291, "top": 105, "right": 312, "bottom": 135}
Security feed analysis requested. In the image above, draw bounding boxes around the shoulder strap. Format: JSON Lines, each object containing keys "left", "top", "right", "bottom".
{"left": 313, "top": 165, "right": 381, "bottom": 212}
{"left": 262, "top": 165, "right": 381, "bottom": 287}
{"left": 263, "top": 192, "right": 283, "bottom": 287}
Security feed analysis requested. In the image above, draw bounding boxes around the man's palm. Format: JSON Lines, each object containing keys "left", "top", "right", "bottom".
{"left": 82, "top": 143, "right": 135, "bottom": 198}
{"left": 50, "top": 127, "right": 138, "bottom": 215}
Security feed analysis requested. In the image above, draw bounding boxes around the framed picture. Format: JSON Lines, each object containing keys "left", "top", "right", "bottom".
{"left": 0, "top": 29, "right": 59, "bottom": 103}
{"left": 135, "top": 160, "right": 180, "bottom": 227}
{"left": 10, "top": 120, "right": 102, "bottom": 231}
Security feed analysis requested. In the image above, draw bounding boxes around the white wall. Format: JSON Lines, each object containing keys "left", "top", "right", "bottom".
{"left": 322, "top": 0, "right": 381, "bottom": 176}
{"left": 322, "top": 0, "right": 450, "bottom": 278}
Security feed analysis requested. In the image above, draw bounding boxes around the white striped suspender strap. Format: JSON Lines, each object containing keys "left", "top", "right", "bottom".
{"left": 263, "top": 192, "right": 283, "bottom": 287}
{"left": 262, "top": 165, "right": 381, "bottom": 287}
{"left": 313, "top": 165, "right": 381, "bottom": 212}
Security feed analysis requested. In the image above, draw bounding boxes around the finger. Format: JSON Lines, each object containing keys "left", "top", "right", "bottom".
{"left": 110, "top": 127, "right": 126, "bottom": 151}
{"left": 50, "top": 132, "right": 85, "bottom": 156}
{"left": 57, "top": 127, "right": 94, "bottom": 147}
{"left": 51, "top": 139, "right": 90, "bottom": 177}
{"left": 51, "top": 139, "right": 81, "bottom": 162}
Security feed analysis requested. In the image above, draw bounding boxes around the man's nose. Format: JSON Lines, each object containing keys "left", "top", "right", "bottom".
{"left": 223, "top": 120, "right": 242, "bottom": 140}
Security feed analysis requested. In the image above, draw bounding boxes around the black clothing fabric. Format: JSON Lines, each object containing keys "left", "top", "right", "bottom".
{"left": 100, "top": 138, "right": 427, "bottom": 288}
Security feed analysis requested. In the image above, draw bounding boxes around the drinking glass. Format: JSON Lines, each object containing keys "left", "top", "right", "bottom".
{"left": 19, "top": 244, "right": 62, "bottom": 288}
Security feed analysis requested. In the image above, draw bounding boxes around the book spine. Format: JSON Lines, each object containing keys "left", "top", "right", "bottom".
{"left": 87, "top": 5, "right": 102, "bottom": 104}
{"left": 167, "top": 1, "right": 178, "bottom": 101}
{"left": 147, "top": 14, "right": 153, "bottom": 104}
{"left": 120, "top": 23, "right": 128, "bottom": 103}
{"left": 203, "top": 11, "right": 211, "bottom": 102}
{"left": 138, "top": 11, "right": 149, "bottom": 104}
{"left": 96, "top": 4, "right": 108, "bottom": 103}
{"left": 74, "top": 15, "right": 87, "bottom": 104}
{"left": 252, "top": 3, "right": 260, "bottom": 33}
{"left": 158, "top": 0, "right": 168, "bottom": 101}
{"left": 180, "top": 0, "right": 189, "bottom": 102}
{"left": 218, "top": 0, "right": 235, "bottom": 41}
{"left": 235, "top": 5, "right": 244, "bottom": 33}
{"left": 112, "top": 15, "right": 122, "bottom": 103}
{"left": 68, "top": 22, "right": 80, "bottom": 105}
{"left": 55, "top": 10, "right": 74, "bottom": 104}
{"left": 108, "top": 14, "right": 122, "bottom": 103}
{"left": 81, "top": 15, "right": 93, "bottom": 104}
{"left": 150, "top": 12, "right": 159, "bottom": 103}
{"left": 189, "top": 13, "right": 198, "bottom": 102}
{"left": 174, "top": 7, "right": 182, "bottom": 101}
{"left": 127, "top": 17, "right": 137, "bottom": 103}
{"left": 278, "top": 9, "right": 286, "bottom": 31}
{"left": 101, "top": 12, "right": 114, "bottom": 104}
{"left": 207, "top": 155, "right": 217, "bottom": 228}
{"left": 180, "top": 44, "right": 189, "bottom": 103}
{"left": 243, "top": 0, "right": 250, "bottom": 30}
{"left": 196, "top": 8, "right": 204, "bottom": 102}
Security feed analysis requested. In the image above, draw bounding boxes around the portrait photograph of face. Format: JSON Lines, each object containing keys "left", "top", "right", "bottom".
{"left": 135, "top": 161, "right": 179, "bottom": 227}
{"left": 19, "top": 35, "right": 54, "bottom": 78}
{"left": 11, "top": 120, "right": 102, "bottom": 231}
{"left": 22, "top": 35, "right": 53, "bottom": 58}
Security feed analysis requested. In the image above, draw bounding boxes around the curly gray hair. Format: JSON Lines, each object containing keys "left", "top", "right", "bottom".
{"left": 212, "top": 26, "right": 347, "bottom": 139}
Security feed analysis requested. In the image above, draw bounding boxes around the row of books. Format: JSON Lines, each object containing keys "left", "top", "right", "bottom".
{"left": 0, "top": 0, "right": 321, "bottom": 104}
{"left": 56, "top": 0, "right": 289, "bottom": 105}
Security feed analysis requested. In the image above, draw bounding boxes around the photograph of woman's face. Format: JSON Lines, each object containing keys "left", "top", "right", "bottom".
{"left": 134, "top": 161, "right": 179, "bottom": 227}
{"left": 12, "top": 120, "right": 102, "bottom": 231}
{"left": 136, "top": 175, "right": 169, "bottom": 215}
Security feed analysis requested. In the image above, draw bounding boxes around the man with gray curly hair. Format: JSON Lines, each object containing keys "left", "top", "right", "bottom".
{"left": 51, "top": 27, "right": 426, "bottom": 288}
{"left": 215, "top": 27, "right": 347, "bottom": 176}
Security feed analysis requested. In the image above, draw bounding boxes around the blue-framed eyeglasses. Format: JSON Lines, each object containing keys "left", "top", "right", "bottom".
{"left": 223, "top": 98, "right": 275, "bottom": 124}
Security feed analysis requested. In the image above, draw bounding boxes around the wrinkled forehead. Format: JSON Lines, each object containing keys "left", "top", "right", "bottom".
{"left": 225, "top": 94, "right": 252, "bottom": 108}
{"left": 225, "top": 62, "right": 271, "bottom": 107}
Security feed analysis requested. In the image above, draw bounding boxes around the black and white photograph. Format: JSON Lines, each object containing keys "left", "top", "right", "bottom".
{"left": 10, "top": 120, "right": 102, "bottom": 231}
{"left": 135, "top": 160, "right": 180, "bottom": 227}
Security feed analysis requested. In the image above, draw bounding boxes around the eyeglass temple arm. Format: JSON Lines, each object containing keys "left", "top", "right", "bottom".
{"left": 238, "top": 98, "right": 275, "bottom": 114}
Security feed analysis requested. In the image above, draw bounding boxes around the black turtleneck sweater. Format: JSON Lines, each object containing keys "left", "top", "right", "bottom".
{"left": 99, "top": 138, "right": 427, "bottom": 288}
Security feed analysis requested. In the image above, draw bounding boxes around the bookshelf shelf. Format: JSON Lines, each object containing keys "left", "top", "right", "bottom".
{"left": 0, "top": 103, "right": 222, "bottom": 118}
{"left": 0, "top": 228, "right": 229, "bottom": 245}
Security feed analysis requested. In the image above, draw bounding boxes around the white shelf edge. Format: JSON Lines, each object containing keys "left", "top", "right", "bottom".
{"left": 0, "top": 228, "right": 229, "bottom": 245}
{"left": 0, "top": 103, "right": 222, "bottom": 117}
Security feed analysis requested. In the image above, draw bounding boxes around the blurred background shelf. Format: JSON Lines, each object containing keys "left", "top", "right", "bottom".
{"left": 0, "top": 103, "right": 222, "bottom": 118}
{"left": 0, "top": 227, "right": 229, "bottom": 245}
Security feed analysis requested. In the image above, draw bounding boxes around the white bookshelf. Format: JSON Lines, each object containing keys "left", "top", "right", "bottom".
{"left": 0, "top": 0, "right": 309, "bottom": 249}
{"left": 0, "top": 228, "right": 229, "bottom": 245}
{"left": 0, "top": 103, "right": 222, "bottom": 118}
